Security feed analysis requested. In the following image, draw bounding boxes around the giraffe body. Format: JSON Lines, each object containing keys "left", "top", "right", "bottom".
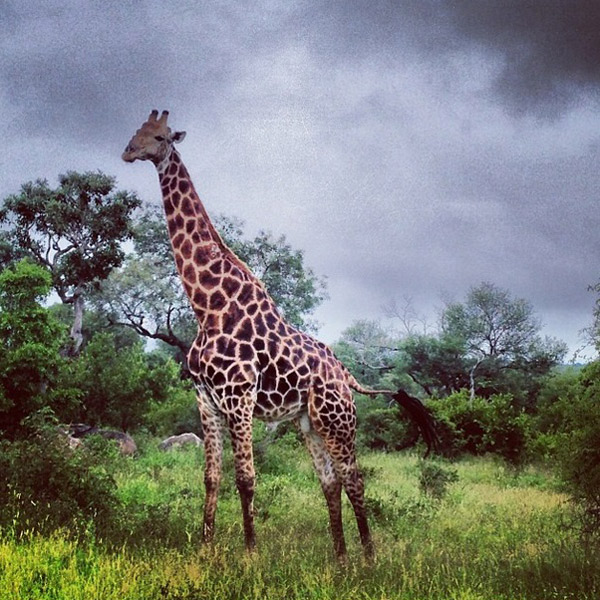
{"left": 122, "top": 110, "right": 436, "bottom": 561}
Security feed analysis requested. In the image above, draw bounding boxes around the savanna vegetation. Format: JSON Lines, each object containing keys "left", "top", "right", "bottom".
{"left": 0, "top": 171, "right": 599, "bottom": 599}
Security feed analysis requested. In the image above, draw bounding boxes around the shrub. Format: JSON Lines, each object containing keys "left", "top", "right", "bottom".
{"left": 428, "top": 391, "right": 531, "bottom": 464}
{"left": 555, "top": 361, "right": 600, "bottom": 536}
{"left": 0, "top": 260, "right": 70, "bottom": 438}
{"left": 357, "top": 401, "right": 417, "bottom": 452}
{"left": 0, "top": 415, "right": 123, "bottom": 537}
{"left": 143, "top": 386, "right": 201, "bottom": 437}
{"left": 418, "top": 460, "right": 459, "bottom": 500}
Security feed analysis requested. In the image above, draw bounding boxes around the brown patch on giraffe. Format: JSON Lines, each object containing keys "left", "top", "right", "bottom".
{"left": 222, "top": 277, "right": 241, "bottom": 297}
{"left": 267, "top": 336, "right": 279, "bottom": 357}
{"left": 238, "top": 343, "right": 254, "bottom": 362}
{"left": 235, "top": 317, "right": 254, "bottom": 342}
{"left": 253, "top": 313, "right": 267, "bottom": 337}
{"left": 222, "top": 303, "right": 245, "bottom": 335}
{"left": 181, "top": 240, "right": 193, "bottom": 259}
{"left": 253, "top": 337, "right": 266, "bottom": 353}
{"left": 238, "top": 283, "right": 256, "bottom": 303}
{"left": 162, "top": 196, "right": 174, "bottom": 214}
{"left": 183, "top": 263, "right": 197, "bottom": 285}
{"left": 209, "top": 291, "right": 227, "bottom": 311}
{"left": 199, "top": 271, "right": 221, "bottom": 290}
{"left": 180, "top": 196, "right": 195, "bottom": 216}
{"left": 209, "top": 260, "right": 223, "bottom": 275}
{"left": 216, "top": 336, "right": 237, "bottom": 358}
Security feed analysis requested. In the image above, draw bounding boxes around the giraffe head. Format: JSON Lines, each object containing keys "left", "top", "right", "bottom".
{"left": 122, "top": 109, "right": 186, "bottom": 164}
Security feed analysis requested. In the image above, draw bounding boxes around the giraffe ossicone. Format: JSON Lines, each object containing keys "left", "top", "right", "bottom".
{"left": 122, "top": 109, "right": 437, "bottom": 561}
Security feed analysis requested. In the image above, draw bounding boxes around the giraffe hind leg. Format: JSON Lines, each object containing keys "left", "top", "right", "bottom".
{"left": 300, "top": 425, "right": 347, "bottom": 561}
{"left": 337, "top": 456, "right": 374, "bottom": 560}
{"left": 309, "top": 401, "right": 375, "bottom": 561}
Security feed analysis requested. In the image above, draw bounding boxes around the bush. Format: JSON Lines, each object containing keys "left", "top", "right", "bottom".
{"left": 428, "top": 391, "right": 531, "bottom": 464}
{"left": 0, "top": 260, "right": 70, "bottom": 438}
{"left": 143, "top": 385, "right": 201, "bottom": 437}
{"left": 418, "top": 460, "right": 459, "bottom": 500}
{"left": 356, "top": 400, "right": 417, "bottom": 452}
{"left": 555, "top": 361, "right": 600, "bottom": 535}
{"left": 0, "top": 415, "right": 123, "bottom": 537}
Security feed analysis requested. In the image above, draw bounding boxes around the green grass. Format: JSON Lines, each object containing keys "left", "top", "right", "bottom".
{"left": 0, "top": 436, "right": 598, "bottom": 600}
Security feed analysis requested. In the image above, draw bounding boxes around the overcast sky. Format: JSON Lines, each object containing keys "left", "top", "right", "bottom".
{"left": 1, "top": 1, "right": 598, "bottom": 357}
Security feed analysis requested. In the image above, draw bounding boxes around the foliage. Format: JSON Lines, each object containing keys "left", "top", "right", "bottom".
{"left": 92, "top": 206, "right": 193, "bottom": 364}
{"left": 49, "top": 302, "right": 141, "bottom": 351}
{"left": 587, "top": 279, "right": 600, "bottom": 352}
{"left": 554, "top": 361, "right": 600, "bottom": 534}
{"left": 0, "top": 260, "right": 73, "bottom": 438}
{"left": 70, "top": 333, "right": 182, "bottom": 431}
{"left": 333, "top": 320, "right": 400, "bottom": 388}
{"left": 333, "top": 283, "right": 566, "bottom": 406}
{"left": 0, "top": 417, "right": 122, "bottom": 537}
{"left": 398, "top": 333, "right": 469, "bottom": 396}
{"left": 143, "top": 379, "right": 201, "bottom": 437}
{"left": 418, "top": 460, "right": 459, "bottom": 499}
{"left": 428, "top": 391, "right": 531, "bottom": 464}
{"left": 0, "top": 172, "right": 141, "bottom": 354}
{"left": 356, "top": 400, "right": 417, "bottom": 452}
{"left": 442, "top": 282, "right": 567, "bottom": 403}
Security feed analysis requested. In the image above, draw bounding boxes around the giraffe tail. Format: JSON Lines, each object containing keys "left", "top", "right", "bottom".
{"left": 392, "top": 389, "right": 438, "bottom": 458}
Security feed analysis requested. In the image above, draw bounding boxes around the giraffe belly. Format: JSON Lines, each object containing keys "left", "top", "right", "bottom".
{"left": 253, "top": 387, "right": 308, "bottom": 422}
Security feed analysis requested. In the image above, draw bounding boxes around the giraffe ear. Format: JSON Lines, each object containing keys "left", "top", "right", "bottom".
{"left": 172, "top": 131, "right": 186, "bottom": 144}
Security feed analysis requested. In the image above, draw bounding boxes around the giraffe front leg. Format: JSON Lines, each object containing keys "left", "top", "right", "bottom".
{"left": 227, "top": 408, "right": 256, "bottom": 551}
{"left": 198, "top": 398, "right": 224, "bottom": 544}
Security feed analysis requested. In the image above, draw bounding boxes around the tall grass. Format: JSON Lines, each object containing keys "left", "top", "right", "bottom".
{"left": 1, "top": 435, "right": 597, "bottom": 600}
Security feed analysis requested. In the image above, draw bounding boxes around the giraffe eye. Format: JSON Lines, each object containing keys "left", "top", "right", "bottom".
{"left": 155, "top": 135, "right": 165, "bottom": 142}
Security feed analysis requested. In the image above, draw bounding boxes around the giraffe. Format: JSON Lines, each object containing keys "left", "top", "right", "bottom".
{"left": 122, "top": 110, "right": 437, "bottom": 561}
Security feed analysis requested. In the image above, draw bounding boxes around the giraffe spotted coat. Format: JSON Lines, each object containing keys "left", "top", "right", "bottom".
{"left": 122, "top": 110, "right": 437, "bottom": 561}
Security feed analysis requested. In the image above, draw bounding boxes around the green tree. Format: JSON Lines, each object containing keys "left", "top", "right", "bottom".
{"left": 587, "top": 279, "right": 600, "bottom": 353}
{"left": 398, "top": 334, "right": 469, "bottom": 397}
{"left": 0, "top": 260, "right": 67, "bottom": 438}
{"left": 555, "top": 361, "right": 600, "bottom": 532}
{"left": 333, "top": 320, "right": 400, "bottom": 388}
{"left": 442, "top": 282, "right": 567, "bottom": 403}
{"left": 71, "top": 332, "right": 178, "bottom": 431}
{"left": 0, "top": 172, "right": 141, "bottom": 355}
{"left": 94, "top": 208, "right": 327, "bottom": 369}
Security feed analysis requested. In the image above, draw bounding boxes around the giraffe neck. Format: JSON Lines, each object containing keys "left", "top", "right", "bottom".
{"left": 155, "top": 148, "right": 263, "bottom": 327}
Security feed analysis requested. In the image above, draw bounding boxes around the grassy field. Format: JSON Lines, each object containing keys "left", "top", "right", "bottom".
{"left": 0, "top": 433, "right": 598, "bottom": 600}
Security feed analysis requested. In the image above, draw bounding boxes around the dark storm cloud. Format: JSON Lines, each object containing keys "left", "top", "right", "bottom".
{"left": 299, "top": 0, "right": 600, "bottom": 117}
{"left": 447, "top": 0, "right": 600, "bottom": 117}
{"left": 0, "top": 1, "right": 278, "bottom": 141}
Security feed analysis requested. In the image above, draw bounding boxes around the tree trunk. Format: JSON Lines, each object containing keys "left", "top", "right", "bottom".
{"left": 69, "top": 292, "right": 85, "bottom": 356}
{"left": 468, "top": 358, "right": 484, "bottom": 406}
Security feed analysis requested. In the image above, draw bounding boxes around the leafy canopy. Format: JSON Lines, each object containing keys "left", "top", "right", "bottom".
{"left": 0, "top": 260, "right": 67, "bottom": 437}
